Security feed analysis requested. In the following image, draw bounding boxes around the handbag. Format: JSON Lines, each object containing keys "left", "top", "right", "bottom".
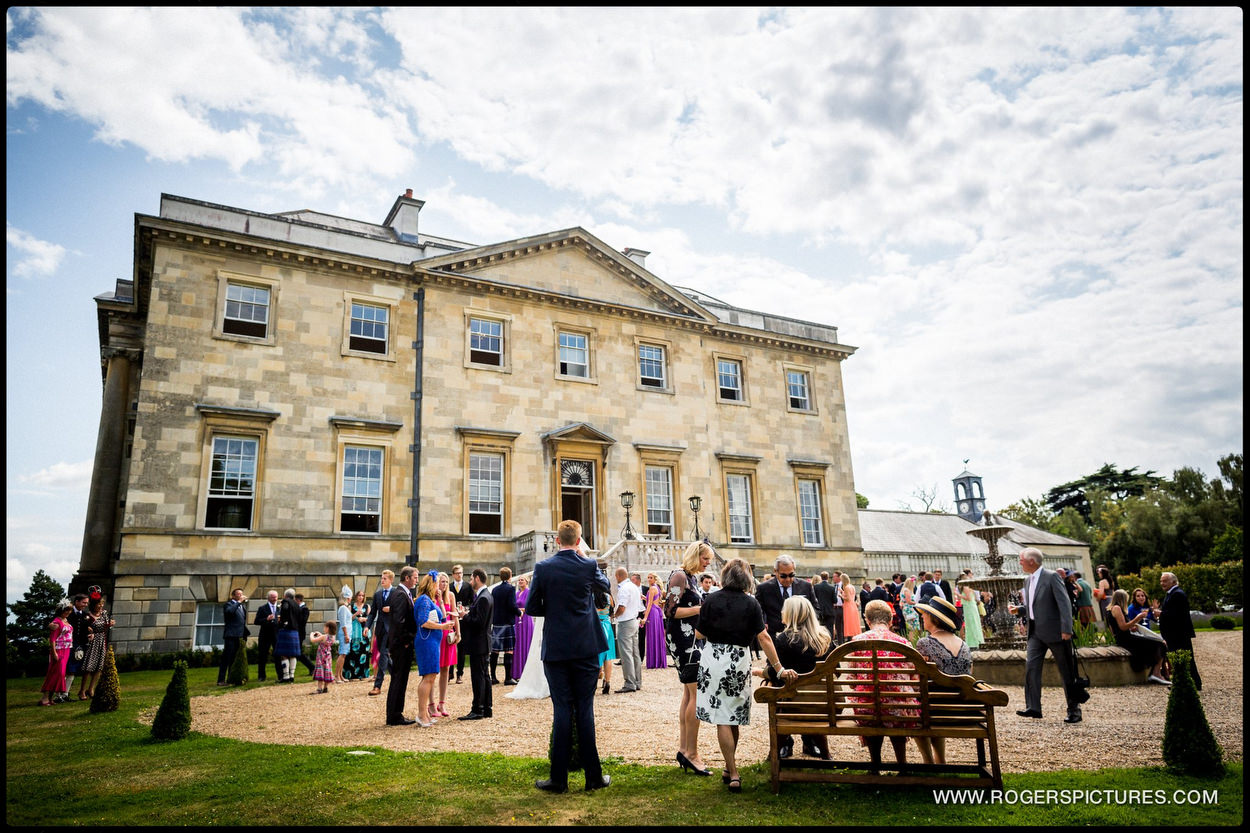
{"left": 977, "top": 601, "right": 987, "bottom": 616}
{"left": 446, "top": 630, "right": 459, "bottom": 645}
{"left": 72, "top": 647, "right": 85, "bottom": 662}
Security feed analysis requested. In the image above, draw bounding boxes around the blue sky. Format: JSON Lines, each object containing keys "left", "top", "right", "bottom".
{"left": 6, "top": 7, "right": 1243, "bottom": 603}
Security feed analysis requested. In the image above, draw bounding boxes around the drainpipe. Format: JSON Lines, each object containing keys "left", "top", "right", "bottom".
{"left": 408, "top": 286, "right": 425, "bottom": 565}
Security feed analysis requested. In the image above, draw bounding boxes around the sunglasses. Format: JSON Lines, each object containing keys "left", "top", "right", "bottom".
{"left": 778, "top": 572, "right": 795, "bottom": 579}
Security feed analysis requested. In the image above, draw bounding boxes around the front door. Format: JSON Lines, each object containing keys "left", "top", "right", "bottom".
{"left": 560, "top": 459, "right": 596, "bottom": 548}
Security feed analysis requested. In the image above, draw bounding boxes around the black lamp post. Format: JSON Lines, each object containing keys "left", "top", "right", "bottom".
{"left": 688, "top": 495, "right": 703, "bottom": 541}
{"left": 620, "top": 490, "right": 637, "bottom": 540}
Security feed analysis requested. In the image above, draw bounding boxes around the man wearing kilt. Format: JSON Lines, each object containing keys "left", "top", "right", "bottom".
{"left": 491, "top": 567, "right": 521, "bottom": 686}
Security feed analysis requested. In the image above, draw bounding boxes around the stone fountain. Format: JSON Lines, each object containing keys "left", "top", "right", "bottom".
{"left": 959, "top": 510, "right": 1027, "bottom": 651}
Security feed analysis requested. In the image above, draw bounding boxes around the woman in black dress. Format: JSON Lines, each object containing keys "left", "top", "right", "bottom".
{"left": 666, "top": 541, "right": 714, "bottom": 776}
{"left": 762, "top": 596, "right": 832, "bottom": 759}
{"left": 696, "top": 557, "right": 794, "bottom": 793}
{"left": 1107, "top": 589, "right": 1170, "bottom": 684}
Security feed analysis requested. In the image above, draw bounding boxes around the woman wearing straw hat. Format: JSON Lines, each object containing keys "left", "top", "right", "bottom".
{"left": 913, "top": 596, "right": 971, "bottom": 765}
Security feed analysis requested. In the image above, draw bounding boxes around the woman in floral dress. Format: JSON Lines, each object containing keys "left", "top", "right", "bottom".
{"left": 913, "top": 597, "right": 971, "bottom": 764}
{"left": 344, "top": 591, "right": 372, "bottom": 681}
{"left": 77, "top": 595, "right": 114, "bottom": 699}
{"left": 695, "top": 557, "right": 794, "bottom": 793}
{"left": 901, "top": 577, "right": 921, "bottom": 634}
{"left": 846, "top": 599, "right": 921, "bottom": 772}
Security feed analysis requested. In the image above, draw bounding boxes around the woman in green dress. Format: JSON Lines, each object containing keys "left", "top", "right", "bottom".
{"left": 344, "top": 590, "right": 372, "bottom": 680}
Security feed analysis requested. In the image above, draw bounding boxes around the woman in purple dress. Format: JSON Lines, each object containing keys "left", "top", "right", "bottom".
{"left": 643, "top": 572, "right": 667, "bottom": 669}
{"left": 511, "top": 575, "right": 533, "bottom": 680}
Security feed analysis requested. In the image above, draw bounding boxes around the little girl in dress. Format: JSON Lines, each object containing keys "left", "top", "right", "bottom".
{"left": 309, "top": 619, "right": 338, "bottom": 694}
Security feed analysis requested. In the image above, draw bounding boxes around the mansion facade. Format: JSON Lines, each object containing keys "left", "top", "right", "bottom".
{"left": 78, "top": 191, "right": 863, "bottom": 653}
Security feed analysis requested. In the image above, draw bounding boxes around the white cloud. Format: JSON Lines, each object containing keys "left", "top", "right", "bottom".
{"left": 20, "top": 459, "right": 93, "bottom": 490}
{"left": 6, "top": 224, "right": 66, "bottom": 277}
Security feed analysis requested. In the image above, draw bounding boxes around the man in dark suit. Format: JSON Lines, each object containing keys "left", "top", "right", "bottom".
{"left": 217, "top": 588, "right": 248, "bottom": 685}
{"left": 918, "top": 572, "right": 940, "bottom": 604}
{"left": 366, "top": 569, "right": 395, "bottom": 697}
{"left": 811, "top": 571, "right": 841, "bottom": 645}
{"left": 458, "top": 568, "right": 495, "bottom": 720}
{"left": 1012, "top": 548, "right": 1084, "bottom": 724}
{"left": 867, "top": 578, "right": 891, "bottom": 604}
{"left": 859, "top": 582, "right": 871, "bottom": 618}
{"left": 449, "top": 564, "right": 475, "bottom": 684}
{"left": 1159, "top": 572, "right": 1200, "bottom": 690}
{"left": 526, "top": 519, "right": 611, "bottom": 793}
{"left": 491, "top": 567, "right": 521, "bottom": 686}
{"left": 293, "top": 593, "right": 315, "bottom": 675}
{"left": 385, "top": 566, "right": 418, "bottom": 725}
{"left": 755, "top": 555, "right": 816, "bottom": 640}
{"left": 253, "top": 589, "right": 281, "bottom": 682}
{"left": 934, "top": 570, "right": 954, "bottom": 604}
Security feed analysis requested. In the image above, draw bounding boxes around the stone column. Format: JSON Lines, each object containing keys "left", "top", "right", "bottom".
{"left": 73, "top": 349, "right": 132, "bottom": 593}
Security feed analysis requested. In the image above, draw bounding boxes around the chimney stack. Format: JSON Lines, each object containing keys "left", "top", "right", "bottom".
{"left": 384, "top": 188, "right": 424, "bottom": 243}
{"left": 623, "top": 247, "right": 650, "bottom": 268}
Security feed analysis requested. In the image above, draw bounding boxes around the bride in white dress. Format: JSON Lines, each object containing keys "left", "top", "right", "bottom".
{"left": 505, "top": 616, "right": 549, "bottom": 699}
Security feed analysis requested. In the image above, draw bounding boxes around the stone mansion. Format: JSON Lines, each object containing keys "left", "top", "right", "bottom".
{"left": 77, "top": 191, "right": 866, "bottom": 653}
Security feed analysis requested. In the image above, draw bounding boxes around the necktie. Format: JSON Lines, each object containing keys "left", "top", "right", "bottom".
{"left": 783, "top": 586, "right": 789, "bottom": 600}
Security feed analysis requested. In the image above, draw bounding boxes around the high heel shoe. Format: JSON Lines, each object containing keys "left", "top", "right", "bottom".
{"left": 676, "top": 751, "right": 712, "bottom": 776}
{"left": 602, "top": 681, "right": 610, "bottom": 694}
{"left": 436, "top": 701, "right": 449, "bottom": 717}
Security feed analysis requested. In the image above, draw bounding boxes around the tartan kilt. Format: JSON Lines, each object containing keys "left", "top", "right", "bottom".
{"left": 490, "top": 624, "right": 515, "bottom": 653}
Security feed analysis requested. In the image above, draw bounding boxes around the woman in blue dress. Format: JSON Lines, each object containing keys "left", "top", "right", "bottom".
{"left": 413, "top": 572, "right": 453, "bottom": 727}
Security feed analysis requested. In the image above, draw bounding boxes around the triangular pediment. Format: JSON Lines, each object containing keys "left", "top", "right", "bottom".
{"left": 417, "top": 228, "right": 714, "bottom": 321}
{"left": 541, "top": 422, "right": 617, "bottom": 446}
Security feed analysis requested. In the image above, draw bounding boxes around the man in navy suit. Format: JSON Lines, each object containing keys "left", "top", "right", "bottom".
{"left": 1159, "top": 572, "right": 1200, "bottom": 690}
{"left": 458, "top": 568, "right": 494, "bottom": 720}
{"left": 385, "top": 566, "right": 418, "bottom": 726}
{"left": 526, "top": 519, "right": 611, "bottom": 793}
{"left": 755, "top": 555, "right": 815, "bottom": 640}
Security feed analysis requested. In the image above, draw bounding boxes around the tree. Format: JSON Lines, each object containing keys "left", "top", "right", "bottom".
{"left": 151, "top": 660, "right": 192, "bottom": 740}
{"left": 898, "top": 483, "right": 950, "bottom": 514}
{"left": 998, "top": 496, "right": 1054, "bottom": 530}
{"left": 227, "top": 640, "right": 249, "bottom": 685}
{"left": 1161, "top": 650, "right": 1223, "bottom": 776}
{"left": 855, "top": 492, "right": 870, "bottom": 509}
{"left": 1044, "top": 464, "right": 1162, "bottom": 521}
{"left": 5, "top": 570, "right": 66, "bottom": 659}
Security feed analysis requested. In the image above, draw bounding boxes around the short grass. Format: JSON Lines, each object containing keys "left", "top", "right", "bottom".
{"left": 6, "top": 667, "right": 1242, "bottom": 826}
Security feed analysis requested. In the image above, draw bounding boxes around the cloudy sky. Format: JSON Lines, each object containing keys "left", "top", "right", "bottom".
{"left": 6, "top": 7, "right": 1243, "bottom": 603}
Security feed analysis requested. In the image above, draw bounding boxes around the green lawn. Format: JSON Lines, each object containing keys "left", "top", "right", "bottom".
{"left": 6, "top": 667, "right": 1241, "bottom": 826}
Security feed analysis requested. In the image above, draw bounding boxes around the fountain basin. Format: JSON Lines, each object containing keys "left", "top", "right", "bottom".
{"left": 970, "top": 645, "right": 1150, "bottom": 687}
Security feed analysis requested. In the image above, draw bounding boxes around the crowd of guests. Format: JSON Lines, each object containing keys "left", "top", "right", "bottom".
{"left": 39, "top": 587, "right": 114, "bottom": 706}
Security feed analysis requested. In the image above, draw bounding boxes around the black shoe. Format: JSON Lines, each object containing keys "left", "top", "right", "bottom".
{"left": 801, "top": 744, "right": 819, "bottom": 757}
{"left": 503, "top": 678, "right": 518, "bottom": 686}
{"left": 1015, "top": 709, "right": 1043, "bottom": 719}
{"left": 778, "top": 746, "right": 792, "bottom": 759}
{"left": 458, "top": 712, "right": 485, "bottom": 721}
{"left": 490, "top": 679, "right": 498, "bottom": 686}
{"left": 614, "top": 686, "right": 637, "bottom": 693}
{"left": 585, "top": 775, "right": 611, "bottom": 792}
{"left": 602, "top": 681, "right": 610, "bottom": 694}
{"left": 676, "top": 752, "right": 711, "bottom": 776}
{"left": 1064, "top": 713, "right": 1083, "bottom": 724}
{"left": 535, "top": 779, "right": 568, "bottom": 793}
{"left": 386, "top": 717, "right": 416, "bottom": 726}
{"left": 483, "top": 710, "right": 492, "bottom": 718}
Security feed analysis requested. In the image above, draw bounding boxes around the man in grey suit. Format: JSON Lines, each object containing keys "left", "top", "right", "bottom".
{"left": 1012, "top": 547, "right": 1084, "bottom": 724}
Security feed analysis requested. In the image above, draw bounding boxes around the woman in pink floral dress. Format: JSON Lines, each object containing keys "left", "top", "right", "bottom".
{"left": 846, "top": 599, "right": 920, "bottom": 771}
{"left": 40, "top": 600, "right": 74, "bottom": 706}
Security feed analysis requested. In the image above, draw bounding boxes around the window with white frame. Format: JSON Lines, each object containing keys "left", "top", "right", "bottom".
{"left": 638, "top": 343, "right": 667, "bottom": 389}
{"left": 717, "top": 358, "right": 744, "bottom": 401}
{"left": 469, "top": 316, "right": 504, "bottom": 366}
{"left": 645, "top": 465, "right": 674, "bottom": 537}
{"left": 787, "top": 369, "right": 812, "bottom": 411}
{"left": 206, "top": 435, "right": 258, "bottom": 529}
{"left": 468, "top": 452, "right": 504, "bottom": 535}
{"left": 341, "top": 445, "right": 383, "bottom": 533}
{"left": 798, "top": 479, "right": 824, "bottom": 545}
{"left": 349, "top": 302, "right": 389, "bottom": 354}
{"left": 558, "top": 331, "right": 589, "bottom": 378}
{"left": 194, "top": 602, "right": 225, "bottom": 649}
{"left": 726, "top": 473, "right": 755, "bottom": 543}
{"left": 222, "top": 282, "right": 270, "bottom": 338}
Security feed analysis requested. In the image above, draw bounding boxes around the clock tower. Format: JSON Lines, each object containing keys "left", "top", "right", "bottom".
{"left": 952, "top": 467, "right": 986, "bottom": 523}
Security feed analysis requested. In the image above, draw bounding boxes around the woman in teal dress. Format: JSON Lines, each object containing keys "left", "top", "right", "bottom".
{"left": 344, "top": 590, "right": 372, "bottom": 680}
{"left": 596, "top": 588, "right": 617, "bottom": 695}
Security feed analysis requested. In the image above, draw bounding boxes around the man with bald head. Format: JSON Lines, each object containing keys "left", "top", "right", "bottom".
{"left": 1159, "top": 572, "right": 1200, "bottom": 690}
{"left": 1011, "top": 547, "right": 1084, "bottom": 724}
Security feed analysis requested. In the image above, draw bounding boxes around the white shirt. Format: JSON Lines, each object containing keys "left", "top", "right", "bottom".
{"left": 616, "top": 578, "right": 644, "bottom": 620}
{"left": 1025, "top": 570, "right": 1041, "bottom": 619}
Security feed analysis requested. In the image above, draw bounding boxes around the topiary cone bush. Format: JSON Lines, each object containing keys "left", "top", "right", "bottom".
{"left": 1162, "top": 650, "right": 1224, "bottom": 776}
{"left": 89, "top": 646, "right": 121, "bottom": 713}
{"left": 227, "top": 641, "right": 250, "bottom": 685}
{"left": 151, "top": 660, "right": 193, "bottom": 741}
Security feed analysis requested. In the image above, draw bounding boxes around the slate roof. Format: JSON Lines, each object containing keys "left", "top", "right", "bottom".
{"left": 857, "top": 509, "right": 1088, "bottom": 557}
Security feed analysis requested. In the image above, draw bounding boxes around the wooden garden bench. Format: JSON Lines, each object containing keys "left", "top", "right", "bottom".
{"left": 753, "top": 638, "right": 1008, "bottom": 793}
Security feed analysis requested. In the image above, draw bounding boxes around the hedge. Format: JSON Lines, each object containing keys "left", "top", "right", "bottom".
{"left": 1115, "top": 561, "right": 1242, "bottom": 611}
{"left": 5, "top": 643, "right": 315, "bottom": 679}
